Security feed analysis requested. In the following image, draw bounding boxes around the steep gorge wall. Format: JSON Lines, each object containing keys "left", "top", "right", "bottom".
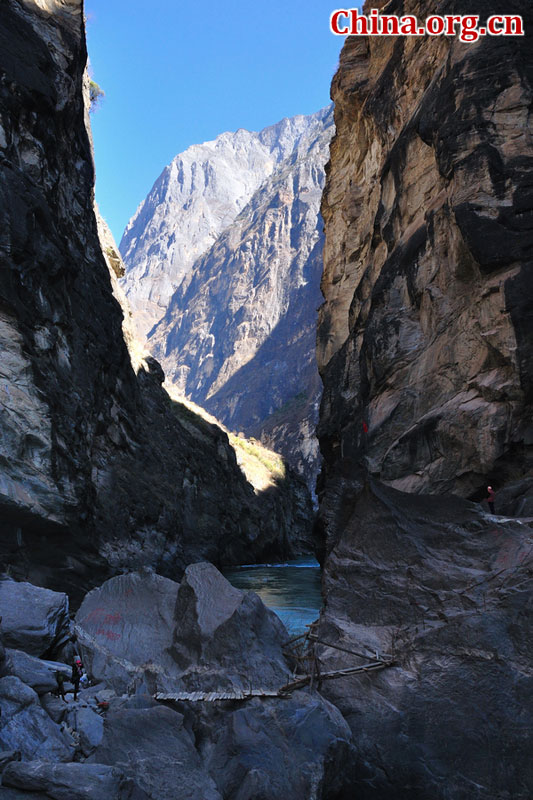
{"left": 0, "top": 0, "right": 312, "bottom": 600}
{"left": 315, "top": 2, "right": 533, "bottom": 797}
{"left": 318, "top": 0, "right": 533, "bottom": 527}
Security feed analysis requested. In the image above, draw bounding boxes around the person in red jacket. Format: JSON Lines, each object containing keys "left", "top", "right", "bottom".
{"left": 487, "top": 486, "right": 496, "bottom": 514}
{"left": 71, "top": 657, "right": 83, "bottom": 701}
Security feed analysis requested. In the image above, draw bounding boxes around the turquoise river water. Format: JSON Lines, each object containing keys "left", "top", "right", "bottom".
{"left": 223, "top": 557, "right": 322, "bottom": 636}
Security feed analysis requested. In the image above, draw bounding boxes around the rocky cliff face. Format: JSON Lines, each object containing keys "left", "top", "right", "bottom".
{"left": 318, "top": 0, "right": 533, "bottom": 508}
{"left": 316, "top": 1, "right": 533, "bottom": 797}
{"left": 121, "top": 109, "right": 334, "bottom": 492}
{"left": 0, "top": 0, "right": 312, "bottom": 601}
{"left": 121, "top": 110, "right": 331, "bottom": 341}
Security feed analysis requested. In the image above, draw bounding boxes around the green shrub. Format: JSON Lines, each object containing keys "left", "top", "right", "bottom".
{"left": 89, "top": 79, "right": 104, "bottom": 111}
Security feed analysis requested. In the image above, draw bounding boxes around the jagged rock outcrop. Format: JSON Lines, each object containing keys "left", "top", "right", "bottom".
{"left": 170, "top": 562, "right": 290, "bottom": 691}
{"left": 121, "top": 109, "right": 334, "bottom": 491}
{"left": 318, "top": 0, "right": 533, "bottom": 509}
{"left": 87, "top": 706, "right": 222, "bottom": 800}
{"left": 316, "top": 1, "right": 533, "bottom": 797}
{"left": 0, "top": 676, "right": 76, "bottom": 762}
{"left": 0, "top": 0, "right": 311, "bottom": 600}
{"left": 74, "top": 565, "right": 290, "bottom": 695}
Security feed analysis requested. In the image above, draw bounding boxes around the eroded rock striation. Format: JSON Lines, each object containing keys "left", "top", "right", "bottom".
{"left": 122, "top": 109, "right": 334, "bottom": 492}
{"left": 121, "top": 112, "right": 330, "bottom": 340}
{"left": 0, "top": 0, "right": 311, "bottom": 599}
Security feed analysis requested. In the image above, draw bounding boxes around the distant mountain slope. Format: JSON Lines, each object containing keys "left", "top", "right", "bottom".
{"left": 120, "top": 107, "right": 334, "bottom": 492}
{"left": 120, "top": 109, "right": 331, "bottom": 340}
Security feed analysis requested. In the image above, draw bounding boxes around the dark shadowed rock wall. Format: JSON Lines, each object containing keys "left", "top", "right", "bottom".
{"left": 0, "top": 0, "right": 312, "bottom": 602}
{"left": 316, "top": 480, "right": 533, "bottom": 799}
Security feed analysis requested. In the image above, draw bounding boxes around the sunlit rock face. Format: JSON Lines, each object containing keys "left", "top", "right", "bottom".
{"left": 0, "top": 0, "right": 312, "bottom": 600}
{"left": 121, "top": 109, "right": 332, "bottom": 341}
{"left": 318, "top": 0, "right": 533, "bottom": 511}
{"left": 120, "top": 109, "right": 334, "bottom": 492}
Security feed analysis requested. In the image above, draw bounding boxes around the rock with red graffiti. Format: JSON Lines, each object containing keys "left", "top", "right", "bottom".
{"left": 75, "top": 570, "right": 180, "bottom": 693}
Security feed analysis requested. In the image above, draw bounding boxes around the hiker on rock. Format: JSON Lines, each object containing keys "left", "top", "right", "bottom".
{"left": 487, "top": 486, "right": 496, "bottom": 514}
{"left": 71, "top": 656, "right": 83, "bottom": 701}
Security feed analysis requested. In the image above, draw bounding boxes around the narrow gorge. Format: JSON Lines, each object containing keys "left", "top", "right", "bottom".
{"left": 0, "top": 0, "right": 532, "bottom": 799}
{"left": 120, "top": 107, "right": 334, "bottom": 493}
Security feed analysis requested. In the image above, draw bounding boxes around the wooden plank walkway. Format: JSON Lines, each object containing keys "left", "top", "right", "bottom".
{"left": 153, "top": 635, "right": 396, "bottom": 704}
{"left": 155, "top": 688, "right": 282, "bottom": 702}
{"left": 154, "top": 659, "right": 394, "bottom": 703}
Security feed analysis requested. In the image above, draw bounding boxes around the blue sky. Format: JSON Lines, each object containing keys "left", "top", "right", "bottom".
{"left": 85, "top": 1, "right": 345, "bottom": 243}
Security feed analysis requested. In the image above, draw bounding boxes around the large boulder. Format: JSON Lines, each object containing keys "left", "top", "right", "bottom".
{"left": 75, "top": 566, "right": 291, "bottom": 695}
{"left": 2, "top": 650, "right": 70, "bottom": 695}
{"left": 170, "top": 562, "right": 290, "bottom": 691}
{"left": 0, "top": 580, "right": 70, "bottom": 657}
{"left": 75, "top": 571, "right": 179, "bottom": 693}
{"left": 1, "top": 761, "right": 147, "bottom": 800}
{"left": 0, "top": 750, "right": 20, "bottom": 772}
{"left": 200, "top": 691, "right": 357, "bottom": 800}
{"left": 316, "top": 480, "right": 533, "bottom": 799}
{"left": 88, "top": 705, "right": 221, "bottom": 800}
{"left": 0, "top": 676, "right": 74, "bottom": 762}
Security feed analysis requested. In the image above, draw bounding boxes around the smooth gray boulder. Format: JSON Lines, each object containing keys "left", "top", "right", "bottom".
{"left": 1, "top": 761, "right": 147, "bottom": 800}
{"left": 75, "top": 565, "right": 291, "bottom": 695}
{"left": 0, "top": 677, "right": 74, "bottom": 762}
{"left": 2, "top": 649, "right": 70, "bottom": 695}
{"left": 0, "top": 580, "right": 70, "bottom": 657}
{"left": 75, "top": 571, "right": 179, "bottom": 693}
{"left": 65, "top": 705, "right": 104, "bottom": 756}
{"left": 89, "top": 705, "right": 222, "bottom": 800}
{"left": 170, "top": 562, "right": 290, "bottom": 691}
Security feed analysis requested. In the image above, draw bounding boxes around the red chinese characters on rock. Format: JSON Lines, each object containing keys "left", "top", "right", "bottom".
{"left": 84, "top": 607, "right": 123, "bottom": 641}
